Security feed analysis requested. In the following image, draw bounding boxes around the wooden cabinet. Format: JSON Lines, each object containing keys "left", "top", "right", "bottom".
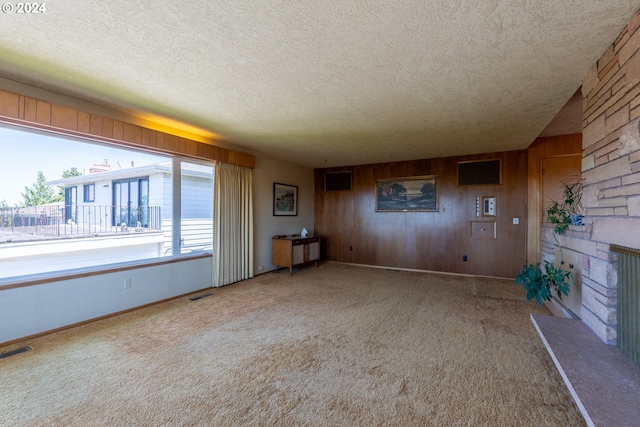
{"left": 272, "top": 236, "right": 321, "bottom": 274}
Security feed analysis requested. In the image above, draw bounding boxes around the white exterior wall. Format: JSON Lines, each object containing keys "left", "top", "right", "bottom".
{"left": 70, "top": 173, "right": 167, "bottom": 212}
{"left": 182, "top": 175, "right": 213, "bottom": 218}
{"left": 149, "top": 172, "right": 171, "bottom": 220}
{"left": 71, "top": 178, "right": 112, "bottom": 209}
{"left": 92, "top": 178, "right": 113, "bottom": 206}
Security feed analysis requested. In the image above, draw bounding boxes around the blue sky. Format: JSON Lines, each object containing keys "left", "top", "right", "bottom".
{"left": 0, "top": 125, "right": 167, "bottom": 206}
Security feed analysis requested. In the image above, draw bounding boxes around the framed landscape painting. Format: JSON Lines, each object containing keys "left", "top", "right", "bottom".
{"left": 376, "top": 175, "right": 437, "bottom": 212}
{"left": 273, "top": 182, "right": 298, "bottom": 216}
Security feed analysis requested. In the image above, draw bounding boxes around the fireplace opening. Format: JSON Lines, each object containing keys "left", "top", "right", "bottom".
{"left": 611, "top": 244, "right": 640, "bottom": 367}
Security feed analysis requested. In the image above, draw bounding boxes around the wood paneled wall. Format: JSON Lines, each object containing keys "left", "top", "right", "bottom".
{"left": 0, "top": 89, "right": 255, "bottom": 168}
{"left": 526, "top": 134, "right": 582, "bottom": 264}
{"left": 314, "top": 151, "right": 528, "bottom": 278}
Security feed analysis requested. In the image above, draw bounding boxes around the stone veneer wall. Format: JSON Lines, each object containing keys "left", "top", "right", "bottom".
{"left": 552, "top": 11, "right": 640, "bottom": 343}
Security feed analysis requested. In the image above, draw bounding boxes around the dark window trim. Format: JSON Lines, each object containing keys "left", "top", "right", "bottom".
{"left": 84, "top": 183, "right": 95, "bottom": 202}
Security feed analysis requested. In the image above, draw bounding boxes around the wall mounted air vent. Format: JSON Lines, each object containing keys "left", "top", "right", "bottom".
{"left": 458, "top": 159, "right": 501, "bottom": 185}
{"left": 325, "top": 171, "right": 352, "bottom": 191}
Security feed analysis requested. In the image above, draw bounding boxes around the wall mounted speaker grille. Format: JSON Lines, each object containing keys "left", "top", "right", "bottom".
{"left": 457, "top": 160, "right": 501, "bottom": 185}
{"left": 325, "top": 171, "right": 352, "bottom": 191}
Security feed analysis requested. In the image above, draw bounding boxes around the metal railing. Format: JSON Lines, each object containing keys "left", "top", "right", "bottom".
{"left": 0, "top": 205, "right": 162, "bottom": 238}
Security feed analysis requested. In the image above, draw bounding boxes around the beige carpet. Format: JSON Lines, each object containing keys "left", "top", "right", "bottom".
{"left": 0, "top": 263, "right": 585, "bottom": 426}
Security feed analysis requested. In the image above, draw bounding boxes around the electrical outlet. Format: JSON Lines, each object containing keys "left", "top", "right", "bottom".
{"left": 259, "top": 265, "right": 265, "bottom": 271}
{"left": 349, "top": 245, "right": 353, "bottom": 251}
{"left": 513, "top": 217, "right": 519, "bottom": 224}
{"left": 462, "top": 255, "right": 468, "bottom": 262}
{"left": 124, "top": 278, "right": 131, "bottom": 289}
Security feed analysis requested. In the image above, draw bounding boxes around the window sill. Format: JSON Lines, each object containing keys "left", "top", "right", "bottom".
{"left": 0, "top": 253, "right": 212, "bottom": 290}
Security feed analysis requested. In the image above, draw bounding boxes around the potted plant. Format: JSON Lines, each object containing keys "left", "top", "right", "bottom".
{"left": 514, "top": 261, "right": 571, "bottom": 305}
{"left": 546, "top": 179, "right": 583, "bottom": 235}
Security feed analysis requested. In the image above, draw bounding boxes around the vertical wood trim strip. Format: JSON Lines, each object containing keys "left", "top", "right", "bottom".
{"left": 526, "top": 140, "right": 541, "bottom": 265}
{"left": 78, "top": 111, "right": 90, "bottom": 133}
{"left": 18, "top": 95, "right": 25, "bottom": 120}
{"left": 35, "top": 100, "right": 51, "bottom": 125}
{"left": 0, "top": 91, "right": 19, "bottom": 118}
{"left": 24, "top": 97, "right": 37, "bottom": 122}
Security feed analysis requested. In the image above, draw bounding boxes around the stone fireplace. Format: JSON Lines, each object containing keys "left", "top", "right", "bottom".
{"left": 543, "top": 11, "right": 640, "bottom": 345}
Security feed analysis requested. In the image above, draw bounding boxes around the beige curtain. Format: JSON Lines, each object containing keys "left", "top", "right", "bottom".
{"left": 212, "top": 162, "right": 254, "bottom": 287}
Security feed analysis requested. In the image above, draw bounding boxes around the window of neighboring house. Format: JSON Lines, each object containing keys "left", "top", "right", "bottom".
{"left": 0, "top": 124, "right": 214, "bottom": 282}
{"left": 113, "top": 177, "right": 149, "bottom": 227}
{"left": 64, "top": 186, "right": 77, "bottom": 222}
{"left": 84, "top": 183, "right": 95, "bottom": 202}
{"left": 180, "top": 162, "right": 213, "bottom": 255}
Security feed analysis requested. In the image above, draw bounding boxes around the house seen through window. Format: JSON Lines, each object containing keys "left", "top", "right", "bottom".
{"left": 0, "top": 125, "right": 213, "bottom": 281}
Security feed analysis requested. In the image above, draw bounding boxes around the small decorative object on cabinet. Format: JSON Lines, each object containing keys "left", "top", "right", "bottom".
{"left": 272, "top": 235, "right": 321, "bottom": 274}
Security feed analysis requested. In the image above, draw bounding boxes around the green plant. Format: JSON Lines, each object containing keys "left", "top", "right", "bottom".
{"left": 546, "top": 200, "right": 571, "bottom": 234}
{"left": 546, "top": 179, "right": 583, "bottom": 235}
{"left": 514, "top": 261, "right": 571, "bottom": 305}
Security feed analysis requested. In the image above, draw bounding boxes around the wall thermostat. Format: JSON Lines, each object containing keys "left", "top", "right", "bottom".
{"left": 482, "top": 196, "right": 496, "bottom": 216}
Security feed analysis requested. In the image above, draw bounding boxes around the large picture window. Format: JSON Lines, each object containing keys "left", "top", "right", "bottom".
{"left": 0, "top": 125, "right": 214, "bottom": 282}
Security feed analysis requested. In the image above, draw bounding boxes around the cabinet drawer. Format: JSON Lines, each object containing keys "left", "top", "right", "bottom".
{"left": 293, "top": 237, "right": 319, "bottom": 245}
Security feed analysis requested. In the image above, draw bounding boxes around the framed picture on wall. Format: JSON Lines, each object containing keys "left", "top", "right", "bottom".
{"left": 376, "top": 175, "right": 438, "bottom": 212}
{"left": 273, "top": 182, "right": 298, "bottom": 216}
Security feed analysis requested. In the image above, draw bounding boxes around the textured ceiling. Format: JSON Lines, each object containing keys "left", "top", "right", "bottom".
{"left": 0, "top": 1, "right": 637, "bottom": 168}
